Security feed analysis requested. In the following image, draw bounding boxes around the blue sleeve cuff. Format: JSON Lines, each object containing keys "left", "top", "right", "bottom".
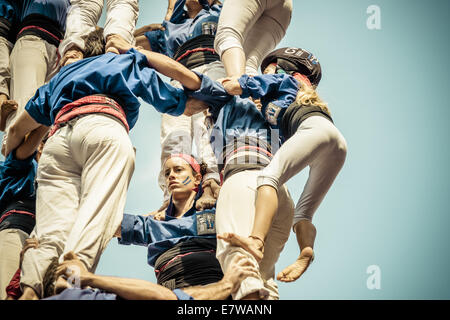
{"left": 145, "top": 29, "right": 166, "bottom": 55}
{"left": 169, "top": 91, "right": 188, "bottom": 116}
{"left": 118, "top": 214, "right": 152, "bottom": 247}
{"left": 238, "top": 74, "right": 252, "bottom": 98}
{"left": 184, "top": 71, "right": 232, "bottom": 109}
{"left": 118, "top": 213, "right": 137, "bottom": 245}
{"left": 25, "top": 103, "right": 51, "bottom": 127}
{"left": 173, "top": 289, "right": 195, "bottom": 300}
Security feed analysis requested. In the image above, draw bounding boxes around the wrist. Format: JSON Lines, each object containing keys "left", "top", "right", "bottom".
{"left": 220, "top": 277, "right": 234, "bottom": 294}
{"left": 82, "top": 272, "right": 95, "bottom": 287}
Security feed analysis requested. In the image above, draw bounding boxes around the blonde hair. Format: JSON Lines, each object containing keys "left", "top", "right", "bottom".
{"left": 296, "top": 78, "right": 331, "bottom": 116}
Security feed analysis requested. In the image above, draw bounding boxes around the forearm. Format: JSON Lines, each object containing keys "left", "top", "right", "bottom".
{"left": 85, "top": 274, "right": 176, "bottom": 300}
{"left": 15, "top": 125, "right": 48, "bottom": 160}
{"left": 165, "top": 0, "right": 177, "bottom": 20}
{"left": 5, "top": 111, "right": 41, "bottom": 156}
{"left": 137, "top": 49, "right": 201, "bottom": 90}
{"left": 183, "top": 279, "right": 233, "bottom": 300}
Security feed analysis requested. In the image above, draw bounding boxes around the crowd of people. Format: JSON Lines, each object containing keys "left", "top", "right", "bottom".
{"left": 0, "top": 0, "right": 347, "bottom": 300}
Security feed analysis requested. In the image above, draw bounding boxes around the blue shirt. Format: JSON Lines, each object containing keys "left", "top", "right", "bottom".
{"left": 209, "top": 96, "right": 277, "bottom": 163}
{"left": 119, "top": 196, "right": 216, "bottom": 267}
{"left": 146, "top": 0, "right": 221, "bottom": 58}
{"left": 25, "top": 49, "right": 189, "bottom": 130}
{"left": 0, "top": 0, "right": 18, "bottom": 26}
{"left": 0, "top": 151, "right": 37, "bottom": 213}
{"left": 18, "top": 0, "right": 70, "bottom": 31}
{"left": 238, "top": 73, "right": 300, "bottom": 140}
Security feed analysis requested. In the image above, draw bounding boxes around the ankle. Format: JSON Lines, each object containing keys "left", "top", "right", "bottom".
{"left": 300, "top": 247, "right": 315, "bottom": 261}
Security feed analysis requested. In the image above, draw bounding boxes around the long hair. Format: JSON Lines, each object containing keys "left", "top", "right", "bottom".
{"left": 295, "top": 78, "right": 331, "bottom": 116}
{"left": 42, "top": 257, "right": 59, "bottom": 298}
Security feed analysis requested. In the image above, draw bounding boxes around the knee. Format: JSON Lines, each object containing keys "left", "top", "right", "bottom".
{"left": 321, "top": 124, "right": 347, "bottom": 164}
{"left": 333, "top": 132, "right": 348, "bottom": 165}
{"left": 214, "top": 28, "right": 244, "bottom": 56}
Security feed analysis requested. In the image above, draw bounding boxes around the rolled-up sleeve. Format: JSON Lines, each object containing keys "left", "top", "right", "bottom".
{"left": 184, "top": 71, "right": 231, "bottom": 109}
{"left": 119, "top": 214, "right": 152, "bottom": 246}
{"left": 238, "top": 74, "right": 299, "bottom": 102}
{"left": 130, "top": 49, "right": 188, "bottom": 116}
{"left": 145, "top": 29, "right": 166, "bottom": 54}
{"left": 24, "top": 84, "right": 52, "bottom": 127}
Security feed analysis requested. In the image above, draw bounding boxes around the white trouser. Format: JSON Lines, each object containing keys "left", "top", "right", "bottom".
{"left": 20, "top": 114, "right": 135, "bottom": 297}
{"left": 215, "top": 170, "right": 294, "bottom": 300}
{"left": 3, "top": 35, "right": 58, "bottom": 135}
{"left": 59, "top": 0, "right": 139, "bottom": 55}
{"left": 214, "top": 0, "right": 293, "bottom": 75}
{"left": 0, "top": 35, "right": 58, "bottom": 297}
{"left": 0, "top": 36, "right": 12, "bottom": 98}
{"left": 9, "top": 35, "right": 58, "bottom": 114}
{"left": 258, "top": 116, "right": 348, "bottom": 226}
{"left": 0, "top": 229, "right": 28, "bottom": 300}
{"left": 159, "top": 61, "right": 226, "bottom": 199}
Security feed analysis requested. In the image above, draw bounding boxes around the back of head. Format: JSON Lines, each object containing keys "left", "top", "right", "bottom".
{"left": 81, "top": 27, "right": 105, "bottom": 58}
{"left": 261, "top": 47, "right": 322, "bottom": 88}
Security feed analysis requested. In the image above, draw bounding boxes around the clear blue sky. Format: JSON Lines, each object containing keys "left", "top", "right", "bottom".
{"left": 3, "top": 0, "right": 450, "bottom": 299}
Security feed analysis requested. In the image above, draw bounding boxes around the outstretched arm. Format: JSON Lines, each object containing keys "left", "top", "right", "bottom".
{"left": 57, "top": 253, "right": 257, "bottom": 300}
{"left": 164, "top": 0, "right": 178, "bottom": 21}
{"left": 222, "top": 74, "right": 299, "bottom": 102}
{"left": 3, "top": 110, "right": 41, "bottom": 157}
{"left": 106, "top": 35, "right": 201, "bottom": 90}
{"left": 56, "top": 252, "right": 177, "bottom": 300}
{"left": 14, "top": 125, "right": 49, "bottom": 160}
{"left": 183, "top": 256, "right": 259, "bottom": 300}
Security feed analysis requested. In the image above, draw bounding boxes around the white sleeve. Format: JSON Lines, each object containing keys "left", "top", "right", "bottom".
{"left": 59, "top": 0, "right": 103, "bottom": 55}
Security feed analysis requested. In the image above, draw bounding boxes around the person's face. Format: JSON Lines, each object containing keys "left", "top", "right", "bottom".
{"left": 263, "top": 63, "right": 277, "bottom": 75}
{"left": 164, "top": 157, "right": 201, "bottom": 196}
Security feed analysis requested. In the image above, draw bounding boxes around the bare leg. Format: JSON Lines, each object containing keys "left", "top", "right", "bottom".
{"left": 217, "top": 185, "right": 278, "bottom": 262}
{"left": 277, "top": 220, "right": 316, "bottom": 282}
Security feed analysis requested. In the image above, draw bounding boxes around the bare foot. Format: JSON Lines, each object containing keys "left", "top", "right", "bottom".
{"left": 218, "top": 233, "right": 264, "bottom": 262}
{"left": 277, "top": 247, "right": 315, "bottom": 282}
